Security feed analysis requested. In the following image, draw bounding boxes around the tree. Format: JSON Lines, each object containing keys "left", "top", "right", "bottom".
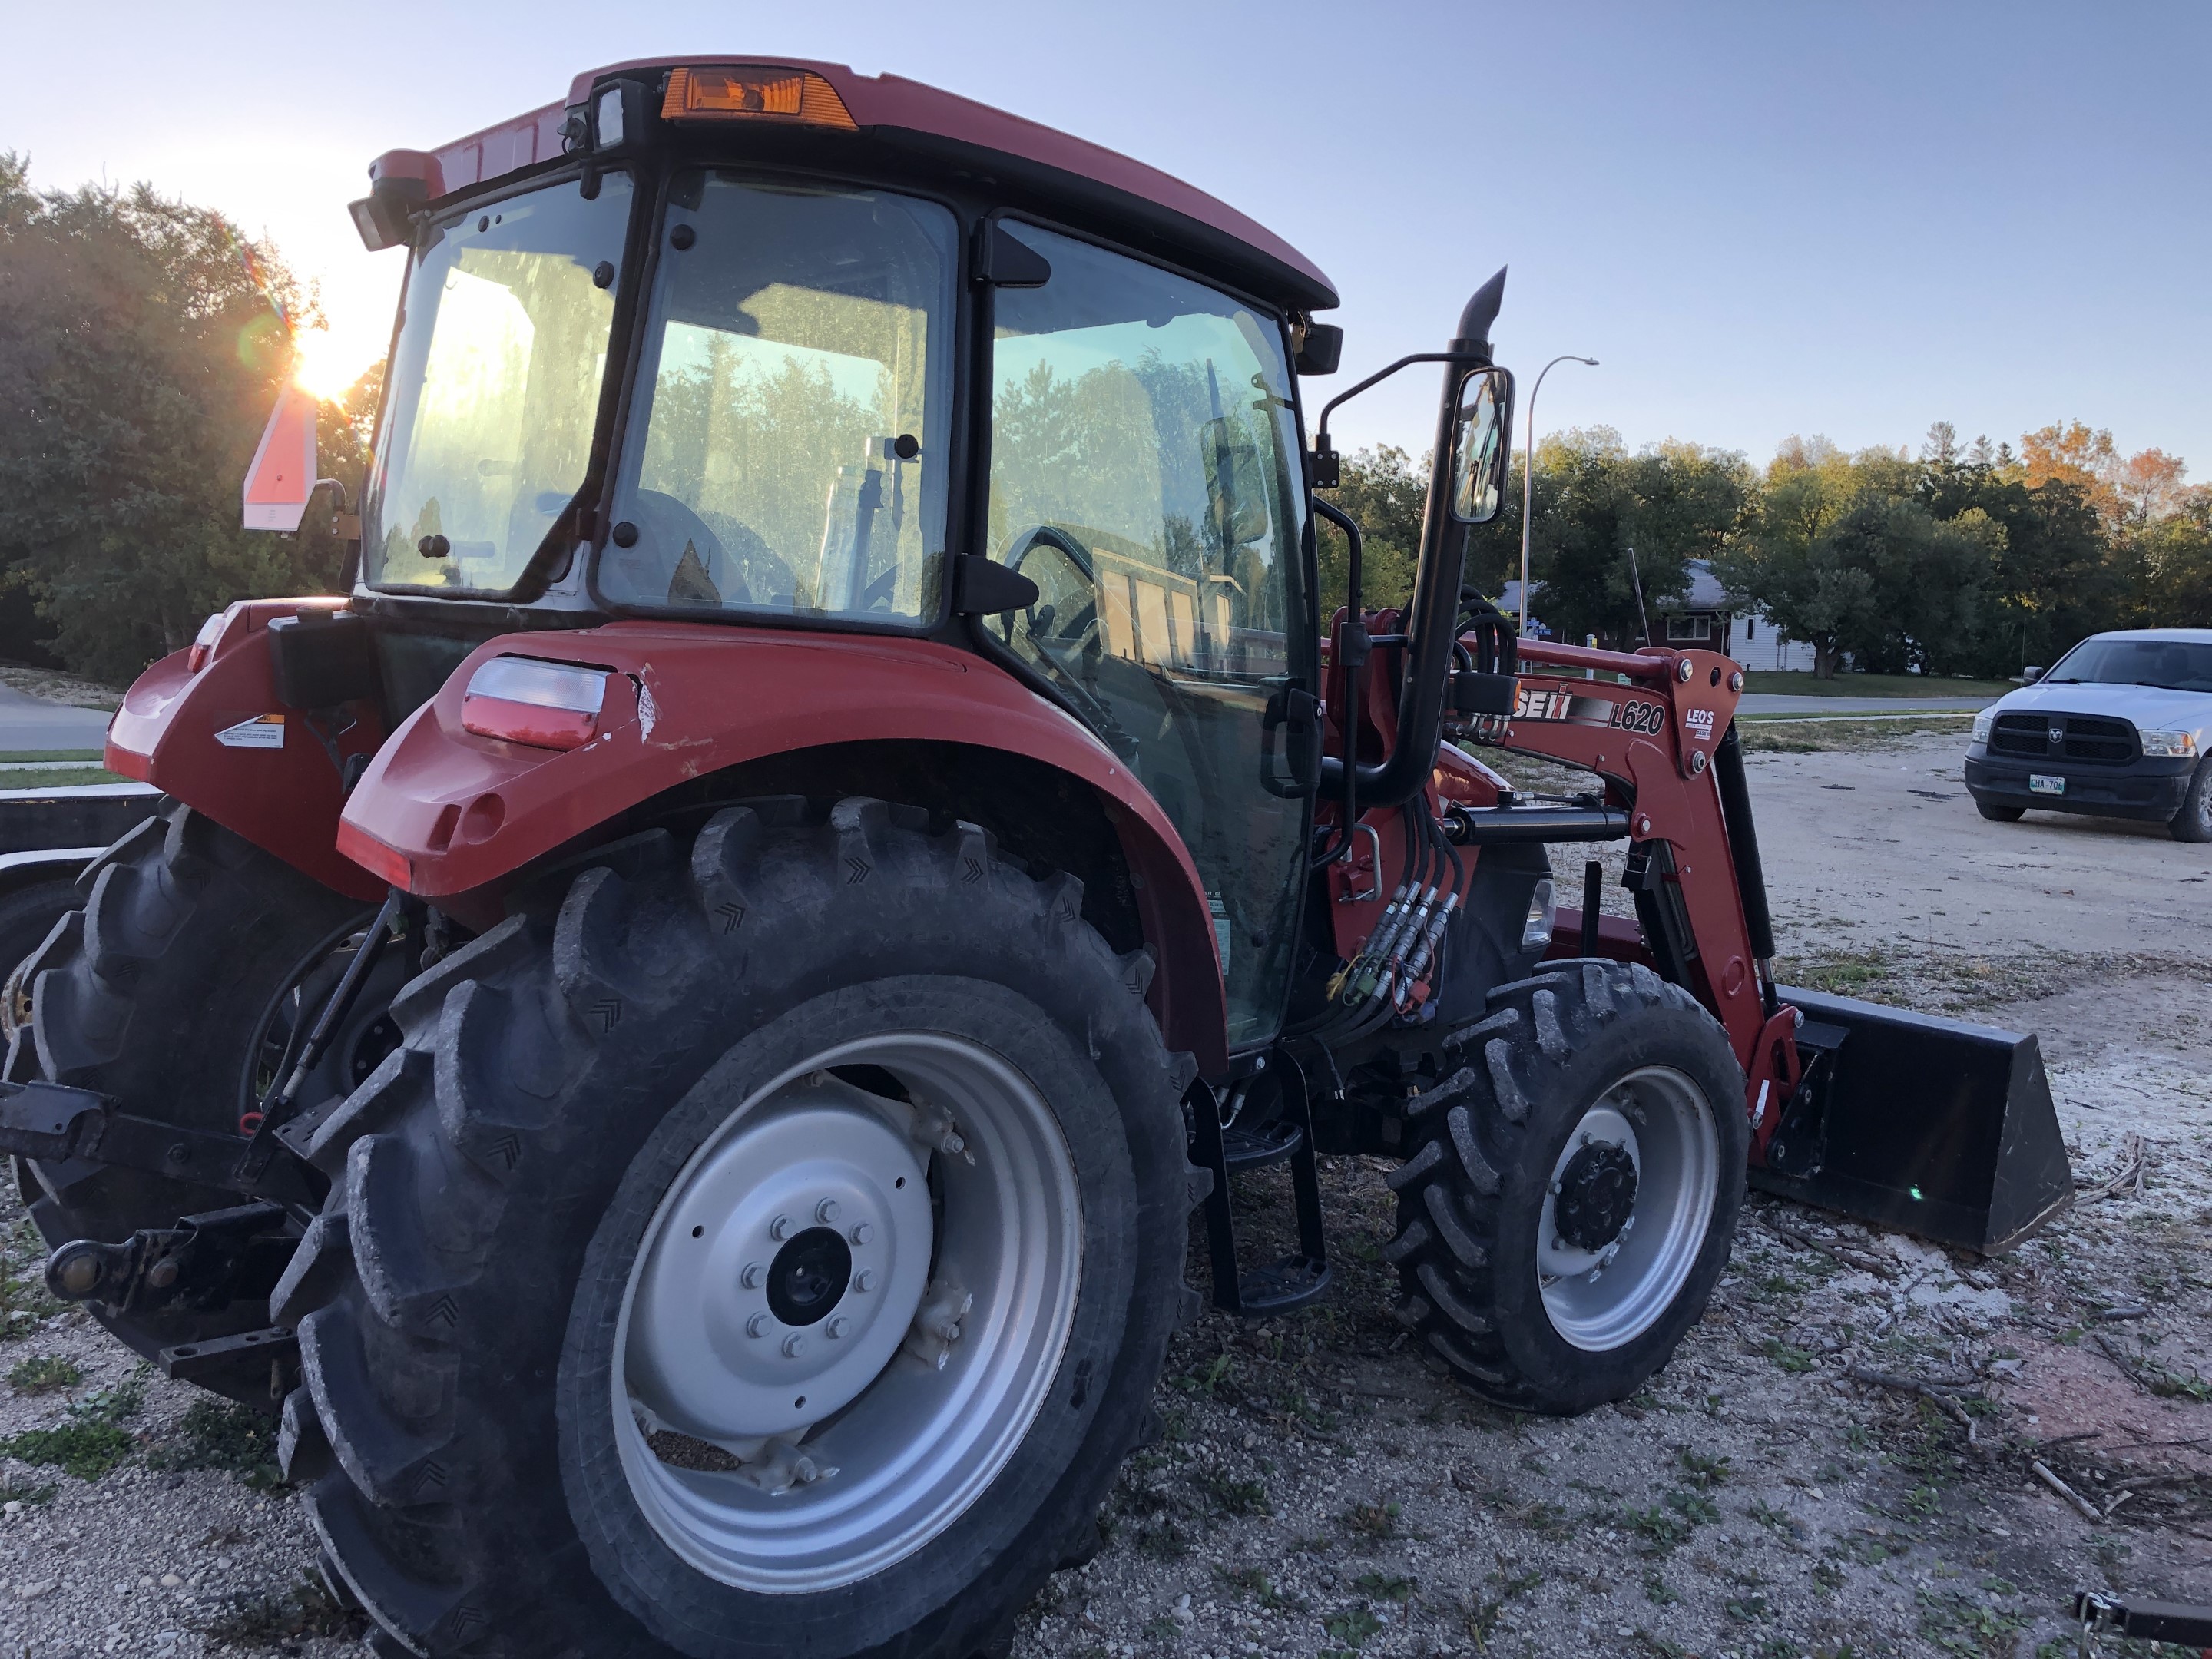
{"left": 1313, "top": 443, "right": 1426, "bottom": 616}
{"left": 0, "top": 154, "right": 348, "bottom": 682}
{"left": 1509, "top": 428, "right": 1749, "bottom": 648}
{"left": 2129, "top": 502, "right": 2212, "bottom": 627}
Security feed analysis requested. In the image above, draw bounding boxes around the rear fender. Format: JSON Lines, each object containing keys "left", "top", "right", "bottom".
{"left": 104, "top": 599, "right": 386, "bottom": 900}
{"left": 337, "top": 622, "right": 1227, "bottom": 1070}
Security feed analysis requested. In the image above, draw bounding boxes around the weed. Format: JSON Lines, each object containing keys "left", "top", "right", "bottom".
{"left": 0, "top": 1371, "right": 147, "bottom": 1481}
{"left": 1321, "top": 1603, "right": 1382, "bottom": 1654}
{"left": 5, "top": 1355, "right": 81, "bottom": 1393}
{"left": 1213, "top": 1565, "right": 1300, "bottom": 1612}
{"left": 1178, "top": 1349, "right": 1235, "bottom": 1399}
{"left": 0, "top": 1221, "right": 67, "bottom": 1338}
{"left": 1624, "top": 1505, "right": 1691, "bottom": 1555}
{"left": 1141, "top": 1613, "right": 1181, "bottom": 1643}
{"left": 1749, "top": 1499, "right": 1802, "bottom": 1537}
{"left": 1340, "top": 1500, "right": 1399, "bottom": 1541}
{"left": 1763, "top": 1338, "right": 1818, "bottom": 1373}
{"left": 1915, "top": 1584, "right": 2028, "bottom": 1657}
{"left": 1642, "top": 1570, "right": 1678, "bottom": 1605}
{"left": 1353, "top": 1571, "right": 1414, "bottom": 1604}
{"left": 1675, "top": 1446, "right": 1730, "bottom": 1488}
{"left": 0, "top": 1478, "right": 56, "bottom": 1508}
{"left": 200, "top": 1575, "right": 365, "bottom": 1644}
{"left": 1813, "top": 1560, "right": 1846, "bottom": 1594}
{"left": 1202, "top": 1472, "right": 1270, "bottom": 1518}
{"left": 1725, "top": 1589, "right": 1773, "bottom": 1621}
{"left": 1133, "top": 1519, "right": 1188, "bottom": 1560}
{"left": 1464, "top": 1568, "right": 1541, "bottom": 1650}
{"left": 148, "top": 1399, "right": 285, "bottom": 1489}
{"left": 1665, "top": 1488, "right": 1720, "bottom": 1526}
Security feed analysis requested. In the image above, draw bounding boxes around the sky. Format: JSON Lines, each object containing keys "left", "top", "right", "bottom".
{"left": 12, "top": 1, "right": 2210, "bottom": 475}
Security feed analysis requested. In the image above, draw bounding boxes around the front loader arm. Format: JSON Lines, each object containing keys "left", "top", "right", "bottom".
{"left": 1463, "top": 639, "right": 1804, "bottom": 1149}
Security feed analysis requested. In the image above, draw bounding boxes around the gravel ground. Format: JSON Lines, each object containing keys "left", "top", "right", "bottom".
{"left": 0, "top": 730, "right": 2201, "bottom": 1658}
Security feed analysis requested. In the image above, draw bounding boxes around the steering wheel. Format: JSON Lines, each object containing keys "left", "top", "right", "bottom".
{"left": 1002, "top": 525, "right": 1100, "bottom": 651}
{"left": 994, "top": 525, "right": 1134, "bottom": 754}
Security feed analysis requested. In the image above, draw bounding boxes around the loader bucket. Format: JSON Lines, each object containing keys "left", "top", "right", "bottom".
{"left": 1750, "top": 987, "right": 2073, "bottom": 1256}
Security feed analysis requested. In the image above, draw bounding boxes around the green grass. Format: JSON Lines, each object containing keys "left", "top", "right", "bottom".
{"left": 1738, "top": 714, "right": 1975, "bottom": 753}
{"left": 1740, "top": 672, "right": 2015, "bottom": 697}
{"left": 0, "top": 767, "right": 130, "bottom": 789}
{"left": 147, "top": 1398, "right": 285, "bottom": 1488}
{"left": 0, "top": 749, "right": 103, "bottom": 764}
{"left": 6, "top": 1356, "right": 83, "bottom": 1394}
{"left": 0, "top": 1372, "right": 146, "bottom": 1481}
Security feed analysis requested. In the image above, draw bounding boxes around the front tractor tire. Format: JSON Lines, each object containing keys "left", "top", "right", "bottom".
{"left": 276, "top": 797, "right": 1197, "bottom": 1659}
{"left": 1386, "top": 960, "right": 1747, "bottom": 1416}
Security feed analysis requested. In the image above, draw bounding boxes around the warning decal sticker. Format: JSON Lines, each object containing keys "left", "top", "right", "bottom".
{"left": 214, "top": 715, "right": 286, "bottom": 750}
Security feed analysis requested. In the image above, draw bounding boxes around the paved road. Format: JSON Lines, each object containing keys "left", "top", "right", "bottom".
{"left": 0, "top": 683, "right": 113, "bottom": 751}
{"left": 1737, "top": 692, "right": 1994, "bottom": 715}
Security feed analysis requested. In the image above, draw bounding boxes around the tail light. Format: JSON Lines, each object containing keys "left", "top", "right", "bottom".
{"left": 186, "top": 611, "right": 229, "bottom": 673}
{"left": 462, "top": 657, "right": 610, "bottom": 750}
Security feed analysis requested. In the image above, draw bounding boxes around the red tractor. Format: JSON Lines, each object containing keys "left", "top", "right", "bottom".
{"left": 2, "top": 59, "right": 2071, "bottom": 1659}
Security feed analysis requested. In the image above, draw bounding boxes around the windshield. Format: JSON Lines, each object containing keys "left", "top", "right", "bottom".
{"left": 363, "top": 176, "right": 631, "bottom": 594}
{"left": 2047, "top": 637, "right": 2212, "bottom": 693}
{"left": 600, "top": 174, "right": 955, "bottom": 621}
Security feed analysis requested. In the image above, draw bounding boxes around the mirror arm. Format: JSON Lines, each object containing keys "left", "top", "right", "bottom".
{"left": 1332, "top": 357, "right": 1473, "bottom": 810}
{"left": 1308, "top": 349, "right": 1492, "bottom": 487}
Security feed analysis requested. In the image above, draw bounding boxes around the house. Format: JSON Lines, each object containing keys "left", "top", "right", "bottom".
{"left": 1652, "top": 559, "right": 1815, "bottom": 672}
{"left": 1498, "top": 561, "right": 1816, "bottom": 671}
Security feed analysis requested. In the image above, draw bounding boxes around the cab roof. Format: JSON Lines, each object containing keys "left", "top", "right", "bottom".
{"left": 369, "top": 57, "right": 1337, "bottom": 313}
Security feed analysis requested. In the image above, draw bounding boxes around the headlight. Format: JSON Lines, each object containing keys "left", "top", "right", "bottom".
{"left": 2138, "top": 729, "right": 2198, "bottom": 758}
{"left": 1521, "top": 877, "right": 1557, "bottom": 952}
{"left": 1971, "top": 710, "right": 1994, "bottom": 744}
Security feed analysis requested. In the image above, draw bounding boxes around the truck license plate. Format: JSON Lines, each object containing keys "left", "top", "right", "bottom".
{"left": 2029, "top": 773, "right": 2065, "bottom": 796}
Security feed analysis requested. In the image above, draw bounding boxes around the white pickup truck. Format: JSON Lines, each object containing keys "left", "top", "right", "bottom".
{"left": 1964, "top": 628, "right": 2212, "bottom": 842}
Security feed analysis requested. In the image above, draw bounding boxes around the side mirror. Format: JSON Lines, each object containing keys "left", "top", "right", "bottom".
{"left": 2022, "top": 665, "right": 2044, "bottom": 683}
{"left": 1445, "top": 366, "right": 1514, "bottom": 524}
{"left": 1293, "top": 322, "right": 1343, "bottom": 376}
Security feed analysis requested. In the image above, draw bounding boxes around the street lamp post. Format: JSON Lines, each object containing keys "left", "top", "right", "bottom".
{"left": 1517, "top": 354, "right": 1598, "bottom": 638}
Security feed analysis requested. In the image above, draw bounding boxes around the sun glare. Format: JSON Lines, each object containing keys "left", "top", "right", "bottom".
{"left": 292, "top": 329, "right": 377, "bottom": 403}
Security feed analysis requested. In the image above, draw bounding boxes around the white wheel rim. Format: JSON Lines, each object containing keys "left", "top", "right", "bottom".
{"left": 613, "top": 1032, "right": 1081, "bottom": 1593}
{"left": 1537, "top": 1065, "right": 1719, "bottom": 1352}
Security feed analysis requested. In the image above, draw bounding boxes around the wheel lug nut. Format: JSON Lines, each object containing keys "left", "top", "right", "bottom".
{"left": 850, "top": 1222, "right": 873, "bottom": 1246}
{"left": 747, "top": 1313, "right": 771, "bottom": 1338}
{"left": 769, "top": 1214, "right": 793, "bottom": 1240}
{"left": 781, "top": 1333, "right": 806, "bottom": 1358}
{"left": 826, "top": 1316, "right": 849, "bottom": 1339}
{"left": 816, "top": 1198, "right": 841, "bottom": 1224}
{"left": 740, "top": 1262, "right": 766, "bottom": 1289}
{"left": 855, "top": 1270, "right": 877, "bottom": 1293}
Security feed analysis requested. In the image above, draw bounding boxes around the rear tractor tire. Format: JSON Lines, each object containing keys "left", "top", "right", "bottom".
{"left": 12, "top": 802, "right": 404, "bottom": 1400}
{"left": 1385, "top": 960, "right": 1747, "bottom": 1415}
{"left": 276, "top": 797, "right": 1201, "bottom": 1659}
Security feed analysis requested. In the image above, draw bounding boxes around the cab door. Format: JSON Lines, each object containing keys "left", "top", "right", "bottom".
{"left": 982, "top": 221, "right": 1316, "bottom": 1050}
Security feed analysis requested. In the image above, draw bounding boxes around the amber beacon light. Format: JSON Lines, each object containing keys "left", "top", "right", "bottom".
{"left": 661, "top": 66, "right": 858, "bottom": 128}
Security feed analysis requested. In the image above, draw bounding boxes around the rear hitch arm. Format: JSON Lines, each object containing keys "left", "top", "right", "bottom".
{"left": 0, "top": 1080, "right": 312, "bottom": 1207}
